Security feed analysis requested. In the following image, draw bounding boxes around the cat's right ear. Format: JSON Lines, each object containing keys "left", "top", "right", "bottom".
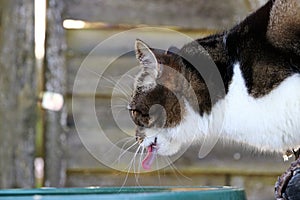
{"left": 135, "top": 39, "right": 159, "bottom": 68}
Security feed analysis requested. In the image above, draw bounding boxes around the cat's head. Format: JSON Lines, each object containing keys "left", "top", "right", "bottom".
{"left": 129, "top": 40, "right": 191, "bottom": 157}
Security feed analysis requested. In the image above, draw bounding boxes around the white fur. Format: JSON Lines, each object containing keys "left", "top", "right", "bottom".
{"left": 142, "top": 63, "right": 300, "bottom": 156}
{"left": 223, "top": 63, "right": 300, "bottom": 151}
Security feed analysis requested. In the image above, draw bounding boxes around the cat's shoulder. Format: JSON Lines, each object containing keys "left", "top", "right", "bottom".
{"left": 196, "top": 0, "right": 300, "bottom": 98}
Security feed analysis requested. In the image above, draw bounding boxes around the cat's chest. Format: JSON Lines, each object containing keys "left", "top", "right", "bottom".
{"left": 219, "top": 62, "right": 300, "bottom": 150}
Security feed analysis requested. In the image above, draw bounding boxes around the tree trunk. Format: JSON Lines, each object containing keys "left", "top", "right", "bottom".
{"left": 0, "top": 0, "right": 35, "bottom": 188}
{"left": 44, "top": 0, "right": 67, "bottom": 187}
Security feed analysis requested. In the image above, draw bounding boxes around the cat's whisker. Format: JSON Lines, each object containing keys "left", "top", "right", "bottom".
{"left": 122, "top": 81, "right": 134, "bottom": 94}
{"left": 101, "top": 76, "right": 132, "bottom": 99}
{"left": 118, "top": 140, "right": 138, "bottom": 162}
{"left": 102, "top": 85, "right": 115, "bottom": 90}
{"left": 101, "top": 75, "right": 118, "bottom": 85}
{"left": 137, "top": 146, "right": 146, "bottom": 175}
{"left": 125, "top": 74, "right": 135, "bottom": 80}
{"left": 115, "top": 74, "right": 134, "bottom": 90}
{"left": 120, "top": 166, "right": 131, "bottom": 191}
{"left": 111, "top": 103, "right": 127, "bottom": 111}
{"left": 114, "top": 81, "right": 132, "bottom": 97}
{"left": 139, "top": 146, "right": 145, "bottom": 171}
{"left": 164, "top": 158, "right": 182, "bottom": 184}
{"left": 120, "top": 144, "right": 141, "bottom": 190}
{"left": 116, "top": 98, "right": 130, "bottom": 105}
{"left": 133, "top": 145, "right": 140, "bottom": 172}
{"left": 101, "top": 81, "right": 123, "bottom": 93}
{"left": 133, "top": 145, "right": 144, "bottom": 188}
{"left": 111, "top": 105, "right": 128, "bottom": 116}
{"left": 84, "top": 67, "right": 102, "bottom": 78}
{"left": 165, "top": 156, "right": 192, "bottom": 182}
{"left": 112, "top": 82, "right": 132, "bottom": 99}
{"left": 135, "top": 146, "right": 142, "bottom": 178}
{"left": 112, "top": 139, "right": 138, "bottom": 166}
{"left": 113, "top": 87, "right": 131, "bottom": 100}
{"left": 120, "top": 138, "right": 136, "bottom": 153}
{"left": 117, "top": 89, "right": 131, "bottom": 100}
{"left": 102, "top": 83, "right": 130, "bottom": 97}
{"left": 156, "top": 153, "right": 162, "bottom": 185}
{"left": 105, "top": 136, "right": 135, "bottom": 156}
{"left": 111, "top": 104, "right": 127, "bottom": 109}
{"left": 113, "top": 107, "right": 128, "bottom": 120}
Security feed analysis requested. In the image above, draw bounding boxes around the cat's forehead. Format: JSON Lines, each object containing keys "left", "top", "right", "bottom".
{"left": 134, "top": 69, "right": 157, "bottom": 92}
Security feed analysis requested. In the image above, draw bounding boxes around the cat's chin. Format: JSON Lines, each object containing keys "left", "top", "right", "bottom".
{"left": 151, "top": 134, "right": 182, "bottom": 156}
{"left": 141, "top": 134, "right": 182, "bottom": 156}
{"left": 157, "top": 143, "right": 181, "bottom": 156}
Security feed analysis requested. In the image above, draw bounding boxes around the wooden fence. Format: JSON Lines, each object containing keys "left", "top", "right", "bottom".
{"left": 0, "top": 0, "right": 292, "bottom": 199}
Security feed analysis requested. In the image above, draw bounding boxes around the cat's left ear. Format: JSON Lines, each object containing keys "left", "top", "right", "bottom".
{"left": 135, "top": 39, "right": 159, "bottom": 68}
{"left": 267, "top": 0, "right": 300, "bottom": 55}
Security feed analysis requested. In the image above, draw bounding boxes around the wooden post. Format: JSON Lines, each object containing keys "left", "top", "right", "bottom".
{"left": 44, "top": 0, "right": 67, "bottom": 187}
{"left": 0, "top": 0, "right": 35, "bottom": 188}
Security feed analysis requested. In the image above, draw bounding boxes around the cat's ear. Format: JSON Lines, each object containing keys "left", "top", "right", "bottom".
{"left": 135, "top": 39, "right": 158, "bottom": 67}
{"left": 267, "top": 0, "right": 300, "bottom": 54}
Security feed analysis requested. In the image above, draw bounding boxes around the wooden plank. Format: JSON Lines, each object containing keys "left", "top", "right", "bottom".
{"left": 0, "top": 0, "right": 35, "bottom": 188}
{"left": 231, "top": 175, "right": 276, "bottom": 200}
{"left": 44, "top": 0, "right": 67, "bottom": 187}
{"left": 68, "top": 56, "right": 137, "bottom": 95}
{"left": 63, "top": 0, "right": 251, "bottom": 29}
{"left": 66, "top": 29, "right": 209, "bottom": 56}
{"left": 66, "top": 29, "right": 211, "bottom": 95}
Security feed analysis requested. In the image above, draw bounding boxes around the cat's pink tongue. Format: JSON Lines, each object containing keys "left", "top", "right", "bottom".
{"left": 142, "top": 145, "right": 157, "bottom": 170}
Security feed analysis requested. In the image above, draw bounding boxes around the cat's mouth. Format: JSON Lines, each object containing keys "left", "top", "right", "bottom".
{"left": 142, "top": 137, "right": 158, "bottom": 170}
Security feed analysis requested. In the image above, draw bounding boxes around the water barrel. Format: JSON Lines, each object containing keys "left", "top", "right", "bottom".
{"left": 0, "top": 186, "right": 246, "bottom": 200}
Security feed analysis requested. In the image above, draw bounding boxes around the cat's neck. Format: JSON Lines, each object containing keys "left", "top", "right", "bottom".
{"left": 180, "top": 63, "right": 300, "bottom": 153}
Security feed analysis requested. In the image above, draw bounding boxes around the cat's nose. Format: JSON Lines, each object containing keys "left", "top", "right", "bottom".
{"left": 136, "top": 127, "right": 145, "bottom": 144}
{"left": 136, "top": 136, "right": 144, "bottom": 144}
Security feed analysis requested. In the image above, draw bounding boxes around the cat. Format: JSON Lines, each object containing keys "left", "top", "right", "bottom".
{"left": 129, "top": 0, "right": 300, "bottom": 172}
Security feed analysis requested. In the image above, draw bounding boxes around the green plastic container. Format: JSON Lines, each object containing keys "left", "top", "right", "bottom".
{"left": 0, "top": 186, "right": 246, "bottom": 200}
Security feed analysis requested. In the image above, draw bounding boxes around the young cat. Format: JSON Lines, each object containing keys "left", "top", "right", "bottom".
{"left": 129, "top": 0, "right": 300, "bottom": 171}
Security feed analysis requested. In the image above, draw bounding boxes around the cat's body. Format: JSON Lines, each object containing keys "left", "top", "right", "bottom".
{"left": 129, "top": 0, "right": 300, "bottom": 169}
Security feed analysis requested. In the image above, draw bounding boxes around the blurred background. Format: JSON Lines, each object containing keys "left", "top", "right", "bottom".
{"left": 0, "top": 0, "right": 292, "bottom": 199}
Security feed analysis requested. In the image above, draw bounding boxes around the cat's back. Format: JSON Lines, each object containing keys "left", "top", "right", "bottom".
{"left": 194, "top": 0, "right": 300, "bottom": 151}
